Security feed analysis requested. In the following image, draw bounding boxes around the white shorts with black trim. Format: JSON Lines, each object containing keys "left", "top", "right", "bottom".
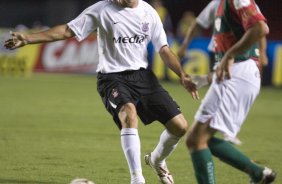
{"left": 195, "top": 59, "right": 261, "bottom": 138}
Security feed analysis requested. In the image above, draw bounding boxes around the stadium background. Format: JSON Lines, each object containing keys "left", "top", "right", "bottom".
{"left": 0, "top": 1, "right": 282, "bottom": 184}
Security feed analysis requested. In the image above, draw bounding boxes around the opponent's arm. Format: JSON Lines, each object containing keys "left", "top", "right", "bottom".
{"left": 216, "top": 21, "right": 269, "bottom": 81}
{"left": 177, "top": 21, "right": 201, "bottom": 59}
{"left": 159, "top": 45, "right": 199, "bottom": 99}
{"left": 4, "top": 24, "right": 74, "bottom": 50}
{"left": 259, "top": 36, "right": 268, "bottom": 66}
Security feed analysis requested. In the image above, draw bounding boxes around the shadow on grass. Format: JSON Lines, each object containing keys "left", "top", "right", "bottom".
{"left": 0, "top": 178, "right": 61, "bottom": 184}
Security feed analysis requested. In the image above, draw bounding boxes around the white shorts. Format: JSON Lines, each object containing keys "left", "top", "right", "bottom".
{"left": 195, "top": 59, "right": 261, "bottom": 138}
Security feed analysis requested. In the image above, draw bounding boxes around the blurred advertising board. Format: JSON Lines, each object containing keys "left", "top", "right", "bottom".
{"left": 0, "top": 29, "right": 40, "bottom": 76}
{"left": 34, "top": 35, "right": 98, "bottom": 73}
{"left": 0, "top": 29, "right": 281, "bottom": 87}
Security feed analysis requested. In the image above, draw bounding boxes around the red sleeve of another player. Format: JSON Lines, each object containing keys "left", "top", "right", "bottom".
{"left": 231, "top": 0, "right": 266, "bottom": 30}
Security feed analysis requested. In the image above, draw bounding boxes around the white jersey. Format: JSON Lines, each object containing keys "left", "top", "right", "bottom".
{"left": 196, "top": 0, "right": 220, "bottom": 51}
{"left": 67, "top": 0, "right": 168, "bottom": 73}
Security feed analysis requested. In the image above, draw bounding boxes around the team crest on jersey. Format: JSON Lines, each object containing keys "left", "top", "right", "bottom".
{"left": 255, "top": 48, "right": 260, "bottom": 56}
{"left": 215, "top": 18, "right": 221, "bottom": 32}
{"left": 141, "top": 22, "right": 149, "bottom": 32}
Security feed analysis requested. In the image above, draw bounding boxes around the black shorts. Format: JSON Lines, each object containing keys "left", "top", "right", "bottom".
{"left": 97, "top": 69, "right": 181, "bottom": 129}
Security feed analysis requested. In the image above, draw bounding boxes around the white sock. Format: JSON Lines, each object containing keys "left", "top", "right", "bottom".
{"left": 120, "top": 128, "right": 145, "bottom": 183}
{"left": 150, "top": 129, "right": 181, "bottom": 166}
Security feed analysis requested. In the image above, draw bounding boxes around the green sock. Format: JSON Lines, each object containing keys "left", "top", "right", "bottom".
{"left": 208, "top": 137, "right": 263, "bottom": 182}
{"left": 191, "top": 149, "right": 216, "bottom": 184}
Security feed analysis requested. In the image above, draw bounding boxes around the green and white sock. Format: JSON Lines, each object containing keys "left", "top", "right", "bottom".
{"left": 191, "top": 149, "right": 216, "bottom": 184}
{"left": 208, "top": 137, "right": 263, "bottom": 182}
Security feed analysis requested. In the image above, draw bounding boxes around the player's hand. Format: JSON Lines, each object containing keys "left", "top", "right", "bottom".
{"left": 180, "top": 73, "right": 199, "bottom": 100}
{"left": 216, "top": 54, "right": 234, "bottom": 82}
{"left": 4, "top": 31, "right": 28, "bottom": 50}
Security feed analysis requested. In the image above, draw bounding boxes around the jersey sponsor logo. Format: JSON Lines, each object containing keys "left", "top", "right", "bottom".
{"left": 113, "top": 34, "right": 148, "bottom": 44}
{"left": 233, "top": 0, "right": 251, "bottom": 10}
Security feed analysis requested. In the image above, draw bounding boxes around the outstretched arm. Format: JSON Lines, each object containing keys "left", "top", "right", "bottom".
{"left": 159, "top": 45, "right": 199, "bottom": 99}
{"left": 4, "top": 24, "right": 75, "bottom": 50}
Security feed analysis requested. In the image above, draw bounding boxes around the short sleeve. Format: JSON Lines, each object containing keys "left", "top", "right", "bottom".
{"left": 150, "top": 10, "right": 168, "bottom": 52}
{"left": 67, "top": 2, "right": 105, "bottom": 41}
{"left": 196, "top": 0, "right": 220, "bottom": 29}
{"left": 231, "top": 0, "right": 266, "bottom": 30}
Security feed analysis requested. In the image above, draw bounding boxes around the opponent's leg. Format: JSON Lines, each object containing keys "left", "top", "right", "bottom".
{"left": 186, "top": 121, "right": 217, "bottom": 184}
{"left": 208, "top": 137, "right": 276, "bottom": 183}
{"left": 119, "top": 103, "right": 145, "bottom": 184}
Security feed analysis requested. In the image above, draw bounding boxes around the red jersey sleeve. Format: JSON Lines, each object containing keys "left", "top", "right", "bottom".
{"left": 230, "top": 0, "right": 266, "bottom": 30}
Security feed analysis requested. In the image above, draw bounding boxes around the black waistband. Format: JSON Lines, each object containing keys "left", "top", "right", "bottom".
{"left": 98, "top": 68, "right": 147, "bottom": 75}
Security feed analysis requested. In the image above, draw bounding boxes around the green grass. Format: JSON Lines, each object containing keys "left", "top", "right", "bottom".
{"left": 0, "top": 73, "right": 281, "bottom": 184}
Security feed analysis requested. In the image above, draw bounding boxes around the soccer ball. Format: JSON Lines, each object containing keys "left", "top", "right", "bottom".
{"left": 70, "top": 178, "right": 95, "bottom": 184}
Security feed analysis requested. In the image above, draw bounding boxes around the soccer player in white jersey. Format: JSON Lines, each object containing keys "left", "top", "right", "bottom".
{"left": 4, "top": 0, "right": 198, "bottom": 183}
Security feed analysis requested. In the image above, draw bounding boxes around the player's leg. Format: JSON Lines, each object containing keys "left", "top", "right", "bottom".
{"left": 97, "top": 72, "right": 145, "bottom": 184}
{"left": 148, "top": 113, "right": 187, "bottom": 167}
{"left": 144, "top": 114, "right": 187, "bottom": 184}
{"left": 141, "top": 91, "right": 187, "bottom": 184}
{"left": 186, "top": 120, "right": 217, "bottom": 184}
{"left": 186, "top": 116, "right": 271, "bottom": 184}
{"left": 207, "top": 136, "right": 274, "bottom": 183}
{"left": 119, "top": 103, "right": 145, "bottom": 184}
{"left": 188, "top": 60, "right": 276, "bottom": 184}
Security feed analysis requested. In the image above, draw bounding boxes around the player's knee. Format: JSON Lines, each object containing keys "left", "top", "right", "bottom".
{"left": 175, "top": 122, "right": 188, "bottom": 137}
{"left": 185, "top": 133, "right": 197, "bottom": 150}
{"left": 166, "top": 114, "right": 188, "bottom": 137}
{"left": 186, "top": 131, "right": 210, "bottom": 151}
{"left": 119, "top": 103, "right": 138, "bottom": 128}
{"left": 185, "top": 129, "right": 205, "bottom": 151}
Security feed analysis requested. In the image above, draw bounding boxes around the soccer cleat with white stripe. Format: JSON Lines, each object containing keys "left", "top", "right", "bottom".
{"left": 250, "top": 167, "right": 276, "bottom": 184}
{"left": 144, "top": 153, "right": 174, "bottom": 184}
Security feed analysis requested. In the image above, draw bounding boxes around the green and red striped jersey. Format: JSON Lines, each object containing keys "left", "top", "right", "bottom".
{"left": 213, "top": 0, "right": 267, "bottom": 63}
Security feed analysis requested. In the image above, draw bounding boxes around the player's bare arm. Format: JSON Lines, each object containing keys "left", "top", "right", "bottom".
{"left": 259, "top": 36, "right": 268, "bottom": 66}
{"left": 177, "top": 21, "right": 199, "bottom": 59}
{"left": 4, "top": 24, "right": 74, "bottom": 50}
{"left": 159, "top": 45, "right": 199, "bottom": 99}
{"left": 216, "top": 20, "right": 269, "bottom": 82}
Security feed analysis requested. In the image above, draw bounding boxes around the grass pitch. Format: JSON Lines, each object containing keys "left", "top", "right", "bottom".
{"left": 0, "top": 73, "right": 281, "bottom": 184}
